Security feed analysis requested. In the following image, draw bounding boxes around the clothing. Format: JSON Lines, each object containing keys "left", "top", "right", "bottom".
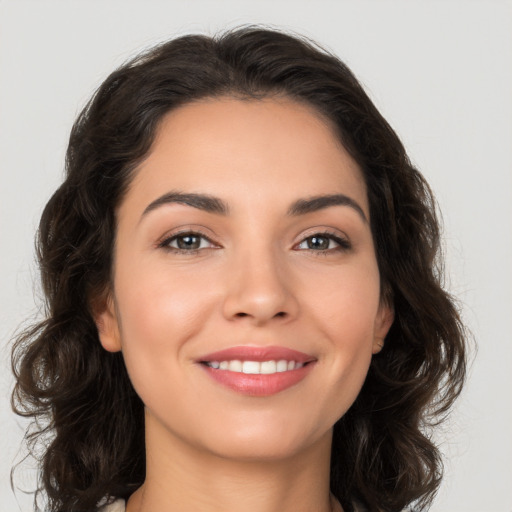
{"left": 97, "top": 497, "right": 370, "bottom": 511}
{"left": 98, "top": 499, "right": 126, "bottom": 512}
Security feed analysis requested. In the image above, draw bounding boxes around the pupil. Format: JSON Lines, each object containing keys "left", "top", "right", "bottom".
{"left": 178, "top": 235, "right": 199, "bottom": 249}
{"left": 308, "top": 236, "right": 328, "bottom": 250}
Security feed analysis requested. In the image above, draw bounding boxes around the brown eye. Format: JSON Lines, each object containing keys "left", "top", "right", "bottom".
{"left": 296, "top": 232, "right": 351, "bottom": 252}
{"left": 176, "top": 234, "right": 202, "bottom": 250}
{"left": 306, "top": 235, "right": 330, "bottom": 250}
{"left": 160, "top": 231, "right": 216, "bottom": 252}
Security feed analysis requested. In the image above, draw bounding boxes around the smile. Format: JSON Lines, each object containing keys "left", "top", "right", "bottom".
{"left": 204, "top": 360, "right": 305, "bottom": 374}
{"left": 197, "top": 346, "right": 317, "bottom": 396}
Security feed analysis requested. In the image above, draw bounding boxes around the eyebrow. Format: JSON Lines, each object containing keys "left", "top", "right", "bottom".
{"left": 288, "top": 194, "right": 368, "bottom": 222}
{"left": 142, "top": 191, "right": 229, "bottom": 217}
{"left": 141, "top": 191, "right": 367, "bottom": 223}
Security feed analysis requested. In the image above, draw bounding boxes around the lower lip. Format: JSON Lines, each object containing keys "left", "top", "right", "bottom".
{"left": 199, "top": 363, "right": 315, "bottom": 396}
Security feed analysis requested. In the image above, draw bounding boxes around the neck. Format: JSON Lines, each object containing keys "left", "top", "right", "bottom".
{"left": 127, "top": 410, "right": 342, "bottom": 512}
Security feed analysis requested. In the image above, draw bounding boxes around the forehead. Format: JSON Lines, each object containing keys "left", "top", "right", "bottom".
{"left": 122, "top": 96, "right": 368, "bottom": 218}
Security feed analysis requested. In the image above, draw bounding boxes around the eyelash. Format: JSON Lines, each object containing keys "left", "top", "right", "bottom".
{"left": 295, "top": 231, "right": 351, "bottom": 255}
{"left": 157, "top": 230, "right": 351, "bottom": 255}
{"left": 157, "top": 230, "right": 217, "bottom": 255}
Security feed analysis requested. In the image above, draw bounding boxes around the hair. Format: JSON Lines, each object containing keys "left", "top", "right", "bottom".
{"left": 11, "top": 26, "right": 467, "bottom": 512}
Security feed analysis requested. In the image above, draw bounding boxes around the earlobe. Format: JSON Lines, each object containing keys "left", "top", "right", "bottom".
{"left": 372, "top": 304, "right": 394, "bottom": 354}
{"left": 93, "top": 293, "right": 122, "bottom": 353}
{"left": 372, "top": 337, "right": 384, "bottom": 354}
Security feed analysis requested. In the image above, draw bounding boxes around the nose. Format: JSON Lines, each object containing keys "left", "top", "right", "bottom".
{"left": 222, "top": 247, "right": 299, "bottom": 326}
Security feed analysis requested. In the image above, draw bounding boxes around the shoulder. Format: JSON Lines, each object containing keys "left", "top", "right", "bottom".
{"left": 97, "top": 498, "right": 126, "bottom": 512}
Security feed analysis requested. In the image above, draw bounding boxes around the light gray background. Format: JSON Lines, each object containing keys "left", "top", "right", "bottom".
{"left": 1, "top": 1, "right": 511, "bottom": 511}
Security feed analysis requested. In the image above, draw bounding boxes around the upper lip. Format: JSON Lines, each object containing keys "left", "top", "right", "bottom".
{"left": 197, "top": 345, "right": 317, "bottom": 363}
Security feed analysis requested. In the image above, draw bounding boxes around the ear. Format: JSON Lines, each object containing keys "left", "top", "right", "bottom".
{"left": 372, "top": 302, "right": 394, "bottom": 355}
{"left": 92, "top": 292, "right": 122, "bottom": 353}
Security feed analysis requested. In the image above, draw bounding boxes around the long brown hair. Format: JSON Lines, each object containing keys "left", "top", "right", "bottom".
{"left": 12, "top": 27, "right": 467, "bottom": 512}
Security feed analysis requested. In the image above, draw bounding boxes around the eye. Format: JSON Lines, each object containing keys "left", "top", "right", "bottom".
{"left": 295, "top": 232, "right": 351, "bottom": 252}
{"left": 158, "top": 231, "right": 217, "bottom": 253}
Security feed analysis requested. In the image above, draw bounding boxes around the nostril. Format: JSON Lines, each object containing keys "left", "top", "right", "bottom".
{"left": 233, "top": 311, "right": 287, "bottom": 319}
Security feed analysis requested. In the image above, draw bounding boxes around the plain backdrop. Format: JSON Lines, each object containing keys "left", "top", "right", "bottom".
{"left": 1, "top": 1, "right": 511, "bottom": 511}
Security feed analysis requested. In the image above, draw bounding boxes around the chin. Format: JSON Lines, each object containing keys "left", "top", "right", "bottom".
{"left": 207, "top": 438, "right": 317, "bottom": 462}
{"left": 194, "top": 417, "right": 333, "bottom": 463}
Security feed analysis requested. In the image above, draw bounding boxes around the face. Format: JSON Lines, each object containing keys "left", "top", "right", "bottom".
{"left": 96, "top": 97, "right": 393, "bottom": 462}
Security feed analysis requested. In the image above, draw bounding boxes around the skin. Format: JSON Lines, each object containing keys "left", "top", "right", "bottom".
{"left": 95, "top": 97, "right": 393, "bottom": 512}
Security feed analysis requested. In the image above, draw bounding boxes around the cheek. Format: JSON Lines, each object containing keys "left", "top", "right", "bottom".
{"left": 112, "top": 261, "right": 218, "bottom": 396}
{"left": 116, "top": 262, "right": 213, "bottom": 344}
{"left": 304, "top": 263, "right": 380, "bottom": 407}
{"left": 308, "top": 261, "right": 382, "bottom": 339}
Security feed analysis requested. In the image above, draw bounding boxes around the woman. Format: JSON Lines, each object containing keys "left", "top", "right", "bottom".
{"left": 11, "top": 27, "right": 467, "bottom": 512}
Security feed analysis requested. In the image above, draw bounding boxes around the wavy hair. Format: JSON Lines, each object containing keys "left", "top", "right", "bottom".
{"left": 11, "top": 27, "right": 467, "bottom": 512}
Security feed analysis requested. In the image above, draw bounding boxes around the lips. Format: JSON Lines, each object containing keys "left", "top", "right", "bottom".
{"left": 198, "top": 345, "right": 316, "bottom": 364}
{"left": 196, "top": 345, "right": 317, "bottom": 397}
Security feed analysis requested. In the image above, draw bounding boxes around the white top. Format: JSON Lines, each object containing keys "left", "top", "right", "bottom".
{"left": 97, "top": 498, "right": 368, "bottom": 511}
{"left": 98, "top": 498, "right": 126, "bottom": 512}
{"left": 98, "top": 499, "right": 374, "bottom": 512}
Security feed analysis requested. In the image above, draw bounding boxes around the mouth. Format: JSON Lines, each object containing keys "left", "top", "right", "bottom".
{"left": 202, "top": 359, "right": 308, "bottom": 374}
{"left": 196, "top": 345, "right": 317, "bottom": 396}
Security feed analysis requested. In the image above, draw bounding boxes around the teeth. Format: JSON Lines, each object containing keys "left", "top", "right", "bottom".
{"left": 260, "top": 360, "right": 276, "bottom": 374}
{"left": 242, "top": 361, "right": 260, "bottom": 374}
{"left": 205, "top": 359, "right": 304, "bottom": 374}
{"left": 276, "top": 360, "right": 288, "bottom": 372}
{"left": 228, "top": 360, "right": 242, "bottom": 372}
